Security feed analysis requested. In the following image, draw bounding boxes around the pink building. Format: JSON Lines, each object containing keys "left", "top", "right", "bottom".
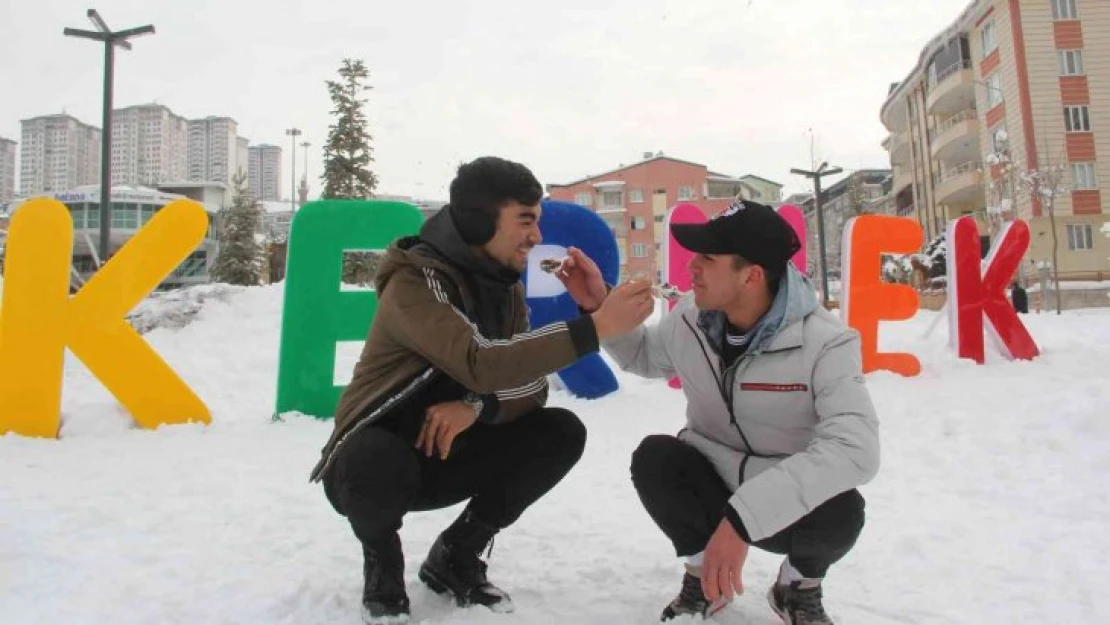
{"left": 546, "top": 155, "right": 752, "bottom": 280}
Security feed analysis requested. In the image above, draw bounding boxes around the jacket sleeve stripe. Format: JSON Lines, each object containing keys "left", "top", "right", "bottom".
{"left": 423, "top": 268, "right": 450, "bottom": 304}
{"left": 422, "top": 267, "right": 569, "bottom": 349}
{"left": 495, "top": 377, "right": 548, "bottom": 400}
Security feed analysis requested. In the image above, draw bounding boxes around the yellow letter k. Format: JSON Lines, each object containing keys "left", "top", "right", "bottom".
{"left": 0, "top": 198, "right": 212, "bottom": 437}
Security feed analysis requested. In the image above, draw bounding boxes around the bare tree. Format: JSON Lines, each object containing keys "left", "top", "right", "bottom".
{"left": 983, "top": 129, "right": 1018, "bottom": 240}
{"left": 1014, "top": 149, "right": 1069, "bottom": 315}
{"left": 847, "top": 173, "right": 869, "bottom": 216}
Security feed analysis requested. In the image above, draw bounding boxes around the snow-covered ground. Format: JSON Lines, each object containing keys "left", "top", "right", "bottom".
{"left": 2, "top": 284, "right": 1109, "bottom": 624}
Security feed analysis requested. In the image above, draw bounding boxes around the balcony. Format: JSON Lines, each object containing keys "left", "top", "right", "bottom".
{"left": 881, "top": 88, "right": 910, "bottom": 133}
{"left": 596, "top": 208, "right": 628, "bottom": 238}
{"left": 929, "top": 110, "right": 979, "bottom": 162}
{"left": 933, "top": 161, "right": 983, "bottom": 205}
{"left": 926, "top": 60, "right": 975, "bottom": 116}
{"left": 893, "top": 165, "right": 915, "bottom": 196}
{"left": 883, "top": 130, "right": 911, "bottom": 166}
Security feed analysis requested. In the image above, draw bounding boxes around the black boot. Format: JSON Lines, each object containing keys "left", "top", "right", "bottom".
{"left": 361, "top": 533, "right": 410, "bottom": 624}
{"left": 660, "top": 571, "right": 711, "bottom": 621}
{"left": 418, "top": 509, "right": 513, "bottom": 613}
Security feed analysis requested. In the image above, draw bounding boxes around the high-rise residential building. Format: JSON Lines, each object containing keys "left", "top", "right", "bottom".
{"left": 187, "top": 116, "right": 243, "bottom": 187}
{"left": 19, "top": 114, "right": 102, "bottom": 196}
{"left": 0, "top": 137, "right": 16, "bottom": 205}
{"left": 248, "top": 144, "right": 282, "bottom": 201}
{"left": 880, "top": 0, "right": 1109, "bottom": 278}
{"left": 110, "top": 104, "right": 188, "bottom": 187}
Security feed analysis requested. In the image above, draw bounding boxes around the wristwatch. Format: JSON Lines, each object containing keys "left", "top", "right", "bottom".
{"left": 462, "top": 393, "right": 484, "bottom": 419}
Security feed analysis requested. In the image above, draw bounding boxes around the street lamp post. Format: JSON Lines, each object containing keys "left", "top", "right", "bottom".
{"left": 64, "top": 9, "right": 154, "bottom": 266}
{"left": 285, "top": 128, "right": 301, "bottom": 213}
{"left": 790, "top": 161, "right": 843, "bottom": 307}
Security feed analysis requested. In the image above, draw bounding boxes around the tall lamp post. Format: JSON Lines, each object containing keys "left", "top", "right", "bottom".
{"left": 790, "top": 161, "right": 843, "bottom": 307}
{"left": 285, "top": 128, "right": 301, "bottom": 213}
{"left": 64, "top": 9, "right": 154, "bottom": 266}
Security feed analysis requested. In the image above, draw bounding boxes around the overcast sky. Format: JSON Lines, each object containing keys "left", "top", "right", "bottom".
{"left": 0, "top": 0, "right": 972, "bottom": 200}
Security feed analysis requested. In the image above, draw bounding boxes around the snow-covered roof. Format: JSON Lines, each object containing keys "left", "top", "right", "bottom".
{"left": 10, "top": 184, "right": 186, "bottom": 207}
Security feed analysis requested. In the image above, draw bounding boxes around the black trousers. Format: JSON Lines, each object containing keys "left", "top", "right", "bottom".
{"left": 323, "top": 407, "right": 587, "bottom": 551}
{"left": 630, "top": 434, "right": 865, "bottom": 579}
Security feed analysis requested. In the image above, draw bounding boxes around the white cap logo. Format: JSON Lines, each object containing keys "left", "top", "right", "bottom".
{"left": 713, "top": 200, "right": 746, "bottom": 220}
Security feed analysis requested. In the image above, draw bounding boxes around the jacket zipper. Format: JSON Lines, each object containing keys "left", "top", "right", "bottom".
{"left": 682, "top": 317, "right": 757, "bottom": 457}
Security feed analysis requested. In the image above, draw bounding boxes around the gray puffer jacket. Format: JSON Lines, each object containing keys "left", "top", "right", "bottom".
{"left": 603, "top": 266, "right": 880, "bottom": 542}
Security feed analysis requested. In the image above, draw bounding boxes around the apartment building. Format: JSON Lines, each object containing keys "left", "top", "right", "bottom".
{"left": 881, "top": 0, "right": 1109, "bottom": 278}
{"left": 188, "top": 116, "right": 246, "bottom": 186}
{"left": 110, "top": 104, "right": 189, "bottom": 187}
{"left": 248, "top": 144, "right": 283, "bottom": 201}
{"left": 547, "top": 154, "right": 753, "bottom": 280}
{"left": 19, "top": 114, "right": 102, "bottom": 196}
{"left": 0, "top": 137, "right": 16, "bottom": 205}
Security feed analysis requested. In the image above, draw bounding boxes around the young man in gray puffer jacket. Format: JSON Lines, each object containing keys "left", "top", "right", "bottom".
{"left": 553, "top": 199, "right": 880, "bottom": 624}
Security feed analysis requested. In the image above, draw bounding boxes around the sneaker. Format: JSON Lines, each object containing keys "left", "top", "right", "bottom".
{"left": 361, "top": 533, "right": 410, "bottom": 624}
{"left": 418, "top": 510, "right": 513, "bottom": 613}
{"left": 767, "top": 579, "right": 834, "bottom": 625}
{"left": 660, "top": 572, "right": 711, "bottom": 621}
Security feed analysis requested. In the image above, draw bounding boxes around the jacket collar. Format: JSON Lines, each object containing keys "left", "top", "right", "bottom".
{"left": 688, "top": 264, "right": 818, "bottom": 356}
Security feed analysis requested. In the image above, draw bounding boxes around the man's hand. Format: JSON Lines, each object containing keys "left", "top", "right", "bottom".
{"left": 553, "top": 247, "right": 608, "bottom": 313}
{"left": 701, "top": 518, "right": 750, "bottom": 609}
{"left": 416, "top": 400, "right": 479, "bottom": 460}
{"left": 590, "top": 280, "right": 654, "bottom": 340}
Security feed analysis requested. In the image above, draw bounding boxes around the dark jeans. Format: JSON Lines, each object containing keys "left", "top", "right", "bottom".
{"left": 323, "top": 407, "right": 587, "bottom": 551}
{"left": 630, "top": 434, "right": 865, "bottom": 579}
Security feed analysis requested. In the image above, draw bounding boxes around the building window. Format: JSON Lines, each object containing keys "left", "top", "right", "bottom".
{"left": 677, "top": 186, "right": 696, "bottom": 201}
{"left": 1052, "top": 0, "right": 1078, "bottom": 20}
{"left": 631, "top": 215, "right": 648, "bottom": 230}
{"left": 111, "top": 203, "right": 139, "bottom": 229}
{"left": 629, "top": 189, "right": 644, "bottom": 203}
{"left": 600, "top": 190, "right": 623, "bottom": 208}
{"left": 1067, "top": 224, "right": 1093, "bottom": 251}
{"left": 574, "top": 192, "right": 592, "bottom": 206}
{"left": 1059, "top": 50, "right": 1084, "bottom": 75}
{"left": 986, "top": 72, "right": 1003, "bottom": 107}
{"left": 1064, "top": 106, "right": 1091, "bottom": 132}
{"left": 1070, "top": 163, "right": 1098, "bottom": 189}
{"left": 631, "top": 243, "right": 648, "bottom": 257}
{"left": 981, "top": 20, "right": 997, "bottom": 56}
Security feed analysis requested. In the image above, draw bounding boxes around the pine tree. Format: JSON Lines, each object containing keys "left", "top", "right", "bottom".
{"left": 210, "top": 170, "right": 265, "bottom": 286}
{"left": 321, "top": 59, "right": 378, "bottom": 199}
{"left": 321, "top": 58, "right": 381, "bottom": 285}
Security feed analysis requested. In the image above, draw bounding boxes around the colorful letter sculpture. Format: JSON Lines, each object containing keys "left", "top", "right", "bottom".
{"left": 275, "top": 199, "right": 425, "bottom": 418}
{"left": 839, "top": 215, "right": 924, "bottom": 376}
{"left": 0, "top": 198, "right": 212, "bottom": 438}
{"left": 663, "top": 203, "right": 707, "bottom": 389}
{"left": 946, "top": 217, "right": 1039, "bottom": 364}
{"left": 522, "top": 199, "right": 621, "bottom": 399}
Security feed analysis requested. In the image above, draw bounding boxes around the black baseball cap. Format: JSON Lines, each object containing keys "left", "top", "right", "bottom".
{"left": 671, "top": 199, "right": 801, "bottom": 270}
